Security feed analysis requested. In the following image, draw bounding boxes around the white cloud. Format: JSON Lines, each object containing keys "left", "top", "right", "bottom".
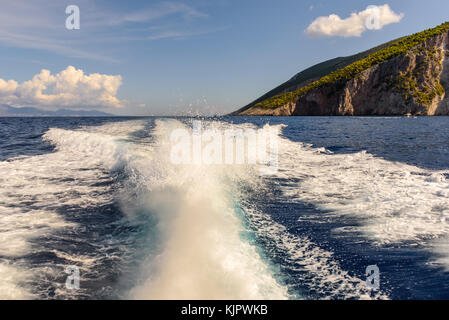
{"left": 305, "top": 4, "right": 404, "bottom": 38}
{"left": 0, "top": 66, "right": 123, "bottom": 109}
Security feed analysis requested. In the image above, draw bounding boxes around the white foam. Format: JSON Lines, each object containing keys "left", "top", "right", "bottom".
{"left": 0, "top": 264, "right": 34, "bottom": 299}
{"left": 39, "top": 118, "right": 393, "bottom": 299}
{"left": 272, "top": 133, "right": 449, "bottom": 272}
{"left": 0, "top": 120, "right": 145, "bottom": 298}
{"left": 243, "top": 207, "right": 388, "bottom": 299}
{"left": 126, "top": 119, "right": 289, "bottom": 299}
{"left": 1, "top": 118, "right": 290, "bottom": 299}
{"left": 275, "top": 140, "right": 449, "bottom": 244}
{"left": 7, "top": 117, "right": 442, "bottom": 299}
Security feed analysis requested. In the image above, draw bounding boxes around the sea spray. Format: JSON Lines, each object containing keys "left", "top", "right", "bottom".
{"left": 124, "top": 119, "right": 289, "bottom": 299}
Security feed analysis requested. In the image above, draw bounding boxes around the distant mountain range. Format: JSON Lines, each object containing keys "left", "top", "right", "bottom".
{"left": 0, "top": 104, "right": 115, "bottom": 117}
{"left": 233, "top": 22, "right": 449, "bottom": 116}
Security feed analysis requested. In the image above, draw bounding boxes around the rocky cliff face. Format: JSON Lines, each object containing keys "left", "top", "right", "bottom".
{"left": 238, "top": 31, "right": 449, "bottom": 116}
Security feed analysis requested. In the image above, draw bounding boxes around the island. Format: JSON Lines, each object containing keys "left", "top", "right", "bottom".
{"left": 232, "top": 22, "right": 449, "bottom": 116}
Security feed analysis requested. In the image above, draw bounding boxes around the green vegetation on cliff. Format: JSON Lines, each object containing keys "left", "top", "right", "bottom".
{"left": 396, "top": 44, "right": 446, "bottom": 106}
{"left": 249, "top": 22, "right": 449, "bottom": 110}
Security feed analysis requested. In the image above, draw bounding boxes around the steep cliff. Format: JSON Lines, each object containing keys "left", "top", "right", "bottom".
{"left": 234, "top": 22, "right": 449, "bottom": 116}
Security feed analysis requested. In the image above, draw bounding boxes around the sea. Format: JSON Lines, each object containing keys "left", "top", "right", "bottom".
{"left": 1, "top": 116, "right": 449, "bottom": 300}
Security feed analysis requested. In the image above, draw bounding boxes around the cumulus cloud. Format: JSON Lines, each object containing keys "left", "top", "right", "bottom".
{"left": 305, "top": 4, "right": 404, "bottom": 38}
{"left": 0, "top": 66, "right": 123, "bottom": 109}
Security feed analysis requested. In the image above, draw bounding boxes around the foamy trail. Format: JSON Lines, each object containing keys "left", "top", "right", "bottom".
{"left": 1, "top": 118, "right": 289, "bottom": 299}
{"left": 125, "top": 119, "right": 289, "bottom": 299}
{"left": 7, "top": 117, "right": 440, "bottom": 299}
{"left": 0, "top": 120, "right": 145, "bottom": 299}
{"left": 273, "top": 132, "right": 449, "bottom": 273}
{"left": 122, "top": 119, "right": 389, "bottom": 299}
{"left": 39, "top": 118, "right": 389, "bottom": 299}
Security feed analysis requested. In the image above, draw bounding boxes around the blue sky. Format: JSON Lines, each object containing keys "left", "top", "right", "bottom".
{"left": 0, "top": 0, "right": 448, "bottom": 115}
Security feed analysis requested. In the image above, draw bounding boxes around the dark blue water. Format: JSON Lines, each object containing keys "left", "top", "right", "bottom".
{"left": 228, "top": 116, "right": 449, "bottom": 170}
{"left": 1, "top": 116, "right": 449, "bottom": 300}
{"left": 3, "top": 116, "right": 449, "bottom": 172}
